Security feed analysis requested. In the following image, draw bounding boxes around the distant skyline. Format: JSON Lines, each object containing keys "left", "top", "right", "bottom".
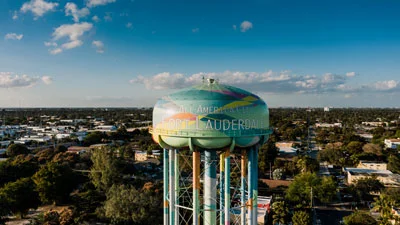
{"left": 1, "top": 0, "right": 399, "bottom": 108}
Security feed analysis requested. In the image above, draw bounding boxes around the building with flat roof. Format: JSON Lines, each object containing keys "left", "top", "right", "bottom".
{"left": 357, "top": 161, "right": 387, "bottom": 170}
{"left": 344, "top": 167, "right": 400, "bottom": 187}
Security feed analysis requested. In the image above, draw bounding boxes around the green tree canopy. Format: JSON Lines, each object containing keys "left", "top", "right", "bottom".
{"left": 89, "top": 148, "right": 122, "bottom": 192}
{"left": 0, "top": 177, "right": 40, "bottom": 218}
{"left": 346, "top": 141, "right": 364, "bottom": 155}
{"left": 362, "top": 143, "right": 383, "bottom": 156}
{"left": 292, "top": 210, "right": 310, "bottom": 225}
{"left": 285, "top": 172, "right": 336, "bottom": 208}
{"left": 0, "top": 155, "right": 38, "bottom": 187}
{"left": 103, "top": 184, "right": 162, "bottom": 225}
{"left": 84, "top": 132, "right": 106, "bottom": 146}
{"left": 272, "top": 201, "right": 289, "bottom": 225}
{"left": 32, "top": 162, "right": 77, "bottom": 204}
{"left": 343, "top": 211, "right": 377, "bottom": 225}
{"left": 351, "top": 176, "right": 384, "bottom": 201}
{"left": 259, "top": 139, "right": 278, "bottom": 176}
{"left": 294, "top": 156, "right": 319, "bottom": 173}
{"left": 6, "top": 143, "right": 30, "bottom": 157}
{"left": 388, "top": 154, "right": 400, "bottom": 174}
{"left": 373, "top": 194, "right": 394, "bottom": 221}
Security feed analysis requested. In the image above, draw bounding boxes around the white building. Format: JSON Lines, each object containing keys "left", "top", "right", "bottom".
{"left": 362, "top": 121, "right": 386, "bottom": 127}
{"left": 385, "top": 139, "right": 400, "bottom": 149}
{"left": 315, "top": 123, "right": 342, "bottom": 128}
{"left": 56, "top": 133, "right": 71, "bottom": 139}
{"left": 95, "top": 125, "right": 117, "bottom": 132}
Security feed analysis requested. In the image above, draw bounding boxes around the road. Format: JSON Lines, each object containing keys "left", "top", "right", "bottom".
{"left": 315, "top": 208, "right": 352, "bottom": 225}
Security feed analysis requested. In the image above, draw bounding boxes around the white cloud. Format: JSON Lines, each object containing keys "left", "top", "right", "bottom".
{"left": 130, "top": 70, "right": 400, "bottom": 95}
{"left": 373, "top": 80, "right": 398, "bottom": 90}
{"left": 130, "top": 73, "right": 186, "bottom": 90}
{"left": 41, "top": 76, "right": 53, "bottom": 84}
{"left": 61, "top": 40, "right": 83, "bottom": 49}
{"left": 192, "top": 28, "right": 199, "bottom": 33}
{"left": 20, "top": 0, "right": 58, "bottom": 18}
{"left": 346, "top": 72, "right": 356, "bottom": 77}
{"left": 92, "top": 15, "right": 100, "bottom": 22}
{"left": 233, "top": 25, "right": 237, "bottom": 30}
{"left": 92, "top": 40, "right": 104, "bottom": 53}
{"left": 65, "top": 2, "right": 90, "bottom": 22}
{"left": 52, "top": 22, "right": 93, "bottom": 41}
{"left": 86, "top": 0, "right": 116, "bottom": 7}
{"left": 48, "top": 22, "right": 93, "bottom": 54}
{"left": 0, "top": 72, "right": 38, "bottom": 88}
{"left": 126, "top": 22, "right": 133, "bottom": 29}
{"left": 49, "top": 48, "right": 63, "bottom": 55}
{"left": 44, "top": 41, "right": 57, "bottom": 47}
{"left": 5, "top": 33, "right": 23, "bottom": 40}
{"left": 12, "top": 11, "right": 18, "bottom": 20}
{"left": 240, "top": 21, "right": 253, "bottom": 32}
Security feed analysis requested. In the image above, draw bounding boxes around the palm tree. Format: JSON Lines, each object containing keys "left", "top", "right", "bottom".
{"left": 272, "top": 201, "right": 289, "bottom": 225}
{"left": 292, "top": 210, "right": 310, "bottom": 225}
{"left": 373, "top": 194, "right": 394, "bottom": 222}
{"left": 296, "top": 158, "right": 307, "bottom": 173}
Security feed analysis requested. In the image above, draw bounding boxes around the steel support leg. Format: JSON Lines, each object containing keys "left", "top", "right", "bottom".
{"left": 247, "top": 148, "right": 254, "bottom": 225}
{"left": 204, "top": 150, "right": 217, "bottom": 225}
{"left": 169, "top": 149, "right": 175, "bottom": 225}
{"left": 193, "top": 151, "right": 200, "bottom": 225}
{"left": 224, "top": 149, "right": 230, "bottom": 225}
{"left": 241, "top": 149, "right": 247, "bottom": 225}
{"left": 175, "top": 149, "right": 180, "bottom": 225}
{"left": 220, "top": 152, "right": 225, "bottom": 225}
{"left": 164, "top": 148, "right": 169, "bottom": 225}
{"left": 253, "top": 147, "right": 258, "bottom": 225}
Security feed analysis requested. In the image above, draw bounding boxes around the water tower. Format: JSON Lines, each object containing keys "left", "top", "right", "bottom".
{"left": 151, "top": 78, "right": 271, "bottom": 225}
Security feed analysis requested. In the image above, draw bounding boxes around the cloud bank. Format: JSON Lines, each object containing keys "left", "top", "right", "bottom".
{"left": 0, "top": 72, "right": 52, "bottom": 88}
{"left": 130, "top": 71, "right": 399, "bottom": 95}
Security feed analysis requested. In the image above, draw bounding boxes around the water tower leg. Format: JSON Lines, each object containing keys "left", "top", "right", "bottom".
{"left": 193, "top": 151, "right": 201, "bottom": 225}
{"left": 253, "top": 147, "right": 259, "bottom": 225}
{"left": 247, "top": 148, "right": 254, "bottom": 225}
{"left": 169, "top": 149, "right": 175, "bottom": 225}
{"left": 163, "top": 148, "right": 169, "bottom": 225}
{"left": 175, "top": 149, "right": 180, "bottom": 225}
{"left": 240, "top": 149, "right": 247, "bottom": 225}
{"left": 204, "top": 150, "right": 217, "bottom": 225}
{"left": 219, "top": 152, "right": 225, "bottom": 225}
{"left": 224, "top": 149, "right": 230, "bottom": 225}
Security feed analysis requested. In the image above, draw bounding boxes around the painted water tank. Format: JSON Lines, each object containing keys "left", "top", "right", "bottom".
{"left": 152, "top": 78, "right": 270, "bottom": 149}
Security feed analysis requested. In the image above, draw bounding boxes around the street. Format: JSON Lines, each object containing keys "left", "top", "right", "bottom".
{"left": 315, "top": 208, "right": 352, "bottom": 225}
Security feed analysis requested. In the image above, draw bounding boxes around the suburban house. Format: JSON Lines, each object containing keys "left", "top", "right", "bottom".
{"left": 385, "top": 138, "right": 400, "bottom": 149}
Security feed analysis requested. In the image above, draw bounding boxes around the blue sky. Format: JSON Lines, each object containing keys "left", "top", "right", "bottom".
{"left": 1, "top": 0, "right": 400, "bottom": 107}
